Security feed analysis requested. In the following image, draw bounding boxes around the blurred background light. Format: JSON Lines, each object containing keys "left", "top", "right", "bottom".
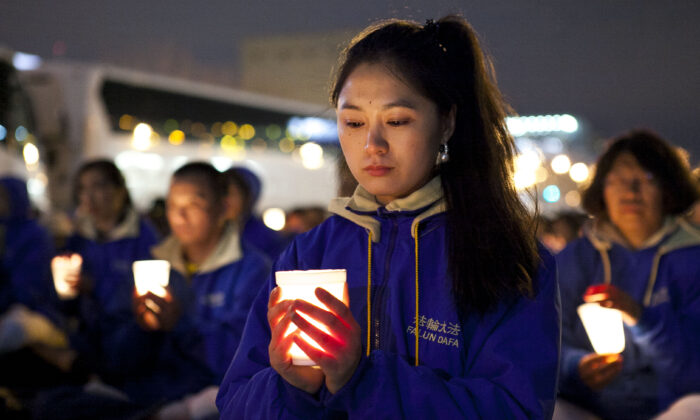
{"left": 263, "top": 207, "right": 286, "bottom": 231}
{"left": 23, "top": 143, "right": 40, "bottom": 165}
{"left": 299, "top": 142, "right": 324, "bottom": 170}
{"left": 12, "top": 52, "right": 42, "bottom": 70}
{"left": 551, "top": 154, "right": 571, "bottom": 174}
{"left": 569, "top": 162, "right": 590, "bottom": 183}
{"left": 543, "top": 185, "right": 561, "bottom": 203}
{"left": 132, "top": 123, "right": 154, "bottom": 150}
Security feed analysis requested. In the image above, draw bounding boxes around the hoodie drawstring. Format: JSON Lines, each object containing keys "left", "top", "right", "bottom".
{"left": 366, "top": 231, "right": 372, "bottom": 358}
{"left": 413, "top": 224, "right": 420, "bottom": 366}
{"left": 366, "top": 226, "right": 420, "bottom": 366}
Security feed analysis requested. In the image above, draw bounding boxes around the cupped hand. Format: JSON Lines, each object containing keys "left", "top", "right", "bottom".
{"left": 290, "top": 287, "right": 362, "bottom": 394}
{"left": 133, "top": 289, "right": 181, "bottom": 331}
{"left": 584, "top": 284, "right": 642, "bottom": 325}
{"left": 578, "top": 352, "right": 624, "bottom": 391}
{"left": 267, "top": 287, "right": 324, "bottom": 394}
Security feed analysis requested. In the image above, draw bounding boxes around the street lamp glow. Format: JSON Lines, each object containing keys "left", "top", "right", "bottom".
{"left": 570, "top": 163, "right": 590, "bottom": 183}
{"left": 551, "top": 154, "right": 571, "bottom": 174}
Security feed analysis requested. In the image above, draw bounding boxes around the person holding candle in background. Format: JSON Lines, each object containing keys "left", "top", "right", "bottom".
{"left": 0, "top": 177, "right": 74, "bottom": 414}
{"left": 99, "top": 162, "right": 270, "bottom": 419}
{"left": 52, "top": 159, "right": 159, "bottom": 374}
{"left": 217, "top": 15, "right": 560, "bottom": 419}
{"left": 555, "top": 130, "right": 700, "bottom": 420}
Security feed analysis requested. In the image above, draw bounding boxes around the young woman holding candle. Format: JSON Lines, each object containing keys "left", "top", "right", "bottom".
{"left": 217, "top": 15, "right": 560, "bottom": 418}
{"left": 555, "top": 131, "right": 700, "bottom": 420}
{"left": 57, "top": 160, "right": 159, "bottom": 369}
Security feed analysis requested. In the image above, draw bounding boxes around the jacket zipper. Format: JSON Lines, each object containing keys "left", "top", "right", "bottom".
{"left": 371, "top": 217, "right": 398, "bottom": 352}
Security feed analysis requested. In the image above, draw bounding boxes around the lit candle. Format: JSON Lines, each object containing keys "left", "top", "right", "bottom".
{"left": 577, "top": 302, "right": 626, "bottom": 354}
{"left": 275, "top": 269, "right": 347, "bottom": 366}
{"left": 132, "top": 260, "right": 170, "bottom": 297}
{"left": 51, "top": 254, "right": 82, "bottom": 299}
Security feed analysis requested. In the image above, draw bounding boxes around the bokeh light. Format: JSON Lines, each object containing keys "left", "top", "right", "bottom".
{"left": 543, "top": 185, "right": 561, "bottom": 203}
{"left": 551, "top": 154, "right": 571, "bottom": 174}
{"left": 132, "top": 123, "right": 154, "bottom": 150}
{"left": 565, "top": 190, "right": 581, "bottom": 207}
{"left": 263, "top": 208, "right": 286, "bottom": 231}
{"left": 300, "top": 142, "right": 324, "bottom": 170}
{"left": 168, "top": 130, "right": 185, "bottom": 145}
{"left": 23, "top": 143, "right": 40, "bottom": 166}
{"left": 570, "top": 163, "right": 590, "bottom": 183}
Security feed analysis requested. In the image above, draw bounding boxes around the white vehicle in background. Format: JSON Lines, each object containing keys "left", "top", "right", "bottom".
{"left": 19, "top": 59, "right": 341, "bottom": 218}
{"left": 0, "top": 48, "right": 50, "bottom": 212}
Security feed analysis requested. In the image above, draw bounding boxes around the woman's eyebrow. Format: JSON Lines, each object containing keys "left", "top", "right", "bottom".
{"left": 339, "top": 99, "right": 417, "bottom": 111}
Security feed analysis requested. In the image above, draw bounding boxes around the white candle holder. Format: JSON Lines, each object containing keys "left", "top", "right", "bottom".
{"left": 132, "top": 260, "right": 170, "bottom": 298}
{"left": 577, "top": 302, "right": 626, "bottom": 354}
{"left": 51, "top": 254, "right": 82, "bottom": 299}
{"left": 275, "top": 269, "right": 347, "bottom": 366}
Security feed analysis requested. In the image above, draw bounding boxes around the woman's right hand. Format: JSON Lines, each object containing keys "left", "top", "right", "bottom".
{"left": 268, "top": 287, "right": 324, "bottom": 394}
{"left": 578, "top": 353, "right": 623, "bottom": 391}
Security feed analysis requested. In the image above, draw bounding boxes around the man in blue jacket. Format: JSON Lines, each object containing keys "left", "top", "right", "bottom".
{"left": 103, "top": 162, "right": 270, "bottom": 419}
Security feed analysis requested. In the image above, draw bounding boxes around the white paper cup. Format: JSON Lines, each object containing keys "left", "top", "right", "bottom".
{"left": 577, "top": 302, "right": 626, "bottom": 354}
{"left": 132, "top": 260, "right": 170, "bottom": 297}
{"left": 51, "top": 254, "right": 82, "bottom": 299}
{"left": 275, "top": 269, "right": 347, "bottom": 366}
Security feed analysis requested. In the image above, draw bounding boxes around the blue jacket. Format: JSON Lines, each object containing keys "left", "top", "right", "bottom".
{"left": 242, "top": 216, "right": 288, "bottom": 261}
{"left": 0, "top": 177, "right": 57, "bottom": 321}
{"left": 61, "top": 209, "right": 159, "bottom": 368}
{"left": 217, "top": 177, "right": 561, "bottom": 419}
{"left": 101, "top": 223, "right": 270, "bottom": 404}
{"left": 557, "top": 218, "right": 700, "bottom": 418}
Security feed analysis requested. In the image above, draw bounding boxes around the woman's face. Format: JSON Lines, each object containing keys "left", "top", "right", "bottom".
{"left": 336, "top": 62, "right": 454, "bottom": 204}
{"left": 166, "top": 178, "right": 224, "bottom": 247}
{"left": 77, "top": 169, "right": 125, "bottom": 220}
{"left": 603, "top": 152, "right": 664, "bottom": 240}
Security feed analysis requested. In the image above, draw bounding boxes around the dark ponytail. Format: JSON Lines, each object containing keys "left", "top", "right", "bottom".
{"left": 331, "top": 15, "right": 540, "bottom": 316}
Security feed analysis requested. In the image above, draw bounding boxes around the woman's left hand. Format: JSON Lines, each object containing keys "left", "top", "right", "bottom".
{"left": 584, "top": 284, "right": 642, "bottom": 326}
{"left": 289, "top": 287, "right": 362, "bottom": 394}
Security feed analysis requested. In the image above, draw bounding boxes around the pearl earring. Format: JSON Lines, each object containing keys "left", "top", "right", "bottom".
{"left": 438, "top": 143, "right": 449, "bottom": 163}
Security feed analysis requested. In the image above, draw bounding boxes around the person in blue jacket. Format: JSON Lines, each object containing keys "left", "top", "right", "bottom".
{"left": 0, "top": 177, "right": 72, "bottom": 396}
{"left": 217, "top": 15, "right": 561, "bottom": 419}
{"left": 101, "top": 162, "right": 270, "bottom": 418}
{"left": 0, "top": 177, "right": 57, "bottom": 322}
{"left": 55, "top": 159, "right": 159, "bottom": 372}
{"left": 224, "top": 166, "right": 288, "bottom": 260}
{"left": 555, "top": 130, "right": 700, "bottom": 420}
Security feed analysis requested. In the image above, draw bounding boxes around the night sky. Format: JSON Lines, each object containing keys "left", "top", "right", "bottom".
{"left": 2, "top": 0, "right": 699, "bottom": 162}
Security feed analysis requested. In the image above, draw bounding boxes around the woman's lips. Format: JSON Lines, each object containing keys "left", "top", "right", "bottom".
{"left": 364, "top": 165, "right": 392, "bottom": 176}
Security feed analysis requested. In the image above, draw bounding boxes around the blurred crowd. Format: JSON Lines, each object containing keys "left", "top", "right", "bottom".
{"left": 0, "top": 161, "right": 327, "bottom": 419}
{"left": 0, "top": 129, "right": 699, "bottom": 420}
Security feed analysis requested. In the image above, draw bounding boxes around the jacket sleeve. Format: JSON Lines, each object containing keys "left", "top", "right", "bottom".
{"left": 197, "top": 253, "right": 271, "bottom": 380}
{"left": 629, "top": 248, "right": 700, "bottom": 397}
{"left": 322, "top": 254, "right": 561, "bottom": 419}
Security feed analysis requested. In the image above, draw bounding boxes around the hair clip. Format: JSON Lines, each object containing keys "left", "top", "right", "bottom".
{"left": 423, "top": 19, "right": 447, "bottom": 53}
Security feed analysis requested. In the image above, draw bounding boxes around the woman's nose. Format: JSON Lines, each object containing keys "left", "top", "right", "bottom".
{"left": 364, "top": 126, "right": 388, "bottom": 155}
